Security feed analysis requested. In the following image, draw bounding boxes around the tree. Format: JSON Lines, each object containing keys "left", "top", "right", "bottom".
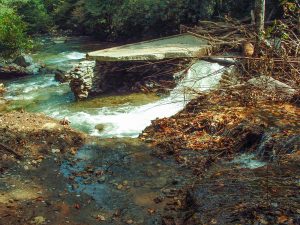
{"left": 255, "top": 0, "right": 266, "bottom": 41}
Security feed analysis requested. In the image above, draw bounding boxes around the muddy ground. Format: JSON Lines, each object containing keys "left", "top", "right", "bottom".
{"left": 0, "top": 111, "right": 89, "bottom": 225}
{"left": 0, "top": 111, "right": 193, "bottom": 225}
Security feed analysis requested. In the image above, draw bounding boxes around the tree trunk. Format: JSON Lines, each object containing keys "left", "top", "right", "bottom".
{"left": 255, "top": 0, "right": 265, "bottom": 41}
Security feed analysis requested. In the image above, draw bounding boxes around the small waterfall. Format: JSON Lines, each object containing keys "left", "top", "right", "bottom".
{"left": 231, "top": 154, "right": 267, "bottom": 169}
{"left": 62, "top": 60, "right": 225, "bottom": 137}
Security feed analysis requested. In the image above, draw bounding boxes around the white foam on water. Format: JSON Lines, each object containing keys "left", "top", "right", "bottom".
{"left": 46, "top": 51, "right": 86, "bottom": 64}
{"left": 5, "top": 76, "right": 59, "bottom": 100}
{"left": 65, "top": 52, "right": 86, "bottom": 60}
{"left": 54, "top": 60, "right": 225, "bottom": 137}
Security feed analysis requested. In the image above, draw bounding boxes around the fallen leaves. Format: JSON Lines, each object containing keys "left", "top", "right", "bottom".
{"left": 140, "top": 89, "right": 300, "bottom": 176}
{"left": 277, "top": 215, "right": 288, "bottom": 224}
{"left": 74, "top": 203, "right": 80, "bottom": 209}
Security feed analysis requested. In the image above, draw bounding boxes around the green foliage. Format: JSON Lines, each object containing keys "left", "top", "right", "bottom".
{"left": 13, "top": 0, "right": 52, "bottom": 33}
{"left": 280, "top": 0, "right": 300, "bottom": 18}
{"left": 0, "top": 5, "right": 32, "bottom": 57}
{"left": 0, "top": 0, "right": 291, "bottom": 51}
{"left": 53, "top": 0, "right": 219, "bottom": 39}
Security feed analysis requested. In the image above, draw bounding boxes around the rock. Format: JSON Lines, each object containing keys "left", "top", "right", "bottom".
{"left": 96, "top": 215, "right": 106, "bottom": 221}
{"left": 98, "top": 176, "right": 106, "bottom": 183}
{"left": 126, "top": 219, "right": 133, "bottom": 224}
{"left": 1, "top": 154, "right": 8, "bottom": 160}
{"left": 13, "top": 54, "right": 34, "bottom": 67}
{"left": 0, "top": 60, "right": 41, "bottom": 77}
{"left": 247, "top": 75, "right": 296, "bottom": 96}
{"left": 0, "top": 63, "right": 30, "bottom": 77}
{"left": 59, "top": 118, "right": 70, "bottom": 125}
{"left": 95, "top": 124, "right": 105, "bottom": 132}
{"left": 0, "top": 83, "right": 5, "bottom": 95}
{"left": 42, "top": 122, "right": 58, "bottom": 130}
{"left": 243, "top": 42, "right": 254, "bottom": 57}
{"left": 31, "top": 216, "right": 46, "bottom": 225}
{"left": 51, "top": 149, "right": 61, "bottom": 154}
{"left": 54, "top": 69, "right": 69, "bottom": 83}
{"left": 52, "top": 37, "right": 67, "bottom": 44}
{"left": 117, "top": 184, "right": 123, "bottom": 190}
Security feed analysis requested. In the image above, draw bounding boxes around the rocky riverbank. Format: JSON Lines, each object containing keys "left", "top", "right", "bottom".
{"left": 0, "top": 54, "right": 63, "bottom": 79}
{"left": 0, "top": 55, "right": 42, "bottom": 78}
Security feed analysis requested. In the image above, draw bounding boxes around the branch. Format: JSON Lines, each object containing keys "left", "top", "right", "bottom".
{"left": 0, "top": 143, "right": 22, "bottom": 159}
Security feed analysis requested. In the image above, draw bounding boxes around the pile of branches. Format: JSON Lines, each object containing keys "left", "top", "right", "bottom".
{"left": 180, "top": 20, "right": 256, "bottom": 50}
{"left": 181, "top": 15, "right": 299, "bottom": 104}
{"left": 242, "top": 19, "right": 300, "bottom": 86}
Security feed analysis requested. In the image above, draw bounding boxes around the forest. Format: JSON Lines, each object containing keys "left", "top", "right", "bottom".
{"left": 0, "top": 0, "right": 290, "bottom": 56}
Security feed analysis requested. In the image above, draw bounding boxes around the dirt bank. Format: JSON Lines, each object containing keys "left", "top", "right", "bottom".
{"left": 0, "top": 111, "right": 95, "bottom": 225}
{"left": 140, "top": 88, "right": 300, "bottom": 224}
{"left": 140, "top": 88, "right": 299, "bottom": 171}
{"left": 0, "top": 111, "right": 85, "bottom": 164}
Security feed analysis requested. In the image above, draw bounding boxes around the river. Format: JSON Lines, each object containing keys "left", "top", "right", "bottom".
{"left": 2, "top": 37, "right": 224, "bottom": 138}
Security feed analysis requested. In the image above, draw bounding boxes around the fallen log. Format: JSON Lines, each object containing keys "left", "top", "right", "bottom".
{"left": 198, "top": 55, "right": 300, "bottom": 64}
{"left": 0, "top": 143, "right": 22, "bottom": 159}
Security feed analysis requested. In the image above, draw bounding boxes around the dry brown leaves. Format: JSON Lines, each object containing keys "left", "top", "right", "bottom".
{"left": 140, "top": 89, "right": 299, "bottom": 169}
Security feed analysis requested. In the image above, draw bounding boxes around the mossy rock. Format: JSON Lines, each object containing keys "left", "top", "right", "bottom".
{"left": 95, "top": 124, "right": 106, "bottom": 132}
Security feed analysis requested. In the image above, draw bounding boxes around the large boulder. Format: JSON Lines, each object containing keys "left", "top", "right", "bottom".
{"left": 0, "top": 63, "right": 40, "bottom": 77}
{"left": 0, "top": 54, "right": 41, "bottom": 77}
{"left": 13, "top": 54, "right": 34, "bottom": 67}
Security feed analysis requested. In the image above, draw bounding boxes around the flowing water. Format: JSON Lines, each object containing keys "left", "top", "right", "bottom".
{"left": 2, "top": 38, "right": 224, "bottom": 138}
{"left": 1, "top": 37, "right": 229, "bottom": 223}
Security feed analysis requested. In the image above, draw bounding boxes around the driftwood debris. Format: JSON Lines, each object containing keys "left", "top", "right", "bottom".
{"left": 181, "top": 21, "right": 254, "bottom": 49}
{"left": 182, "top": 17, "right": 299, "bottom": 92}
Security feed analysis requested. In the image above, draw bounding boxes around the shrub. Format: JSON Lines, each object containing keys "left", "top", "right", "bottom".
{"left": 0, "top": 6, "right": 31, "bottom": 57}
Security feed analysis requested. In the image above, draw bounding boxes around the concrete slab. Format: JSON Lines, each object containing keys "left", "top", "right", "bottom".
{"left": 87, "top": 34, "right": 211, "bottom": 62}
